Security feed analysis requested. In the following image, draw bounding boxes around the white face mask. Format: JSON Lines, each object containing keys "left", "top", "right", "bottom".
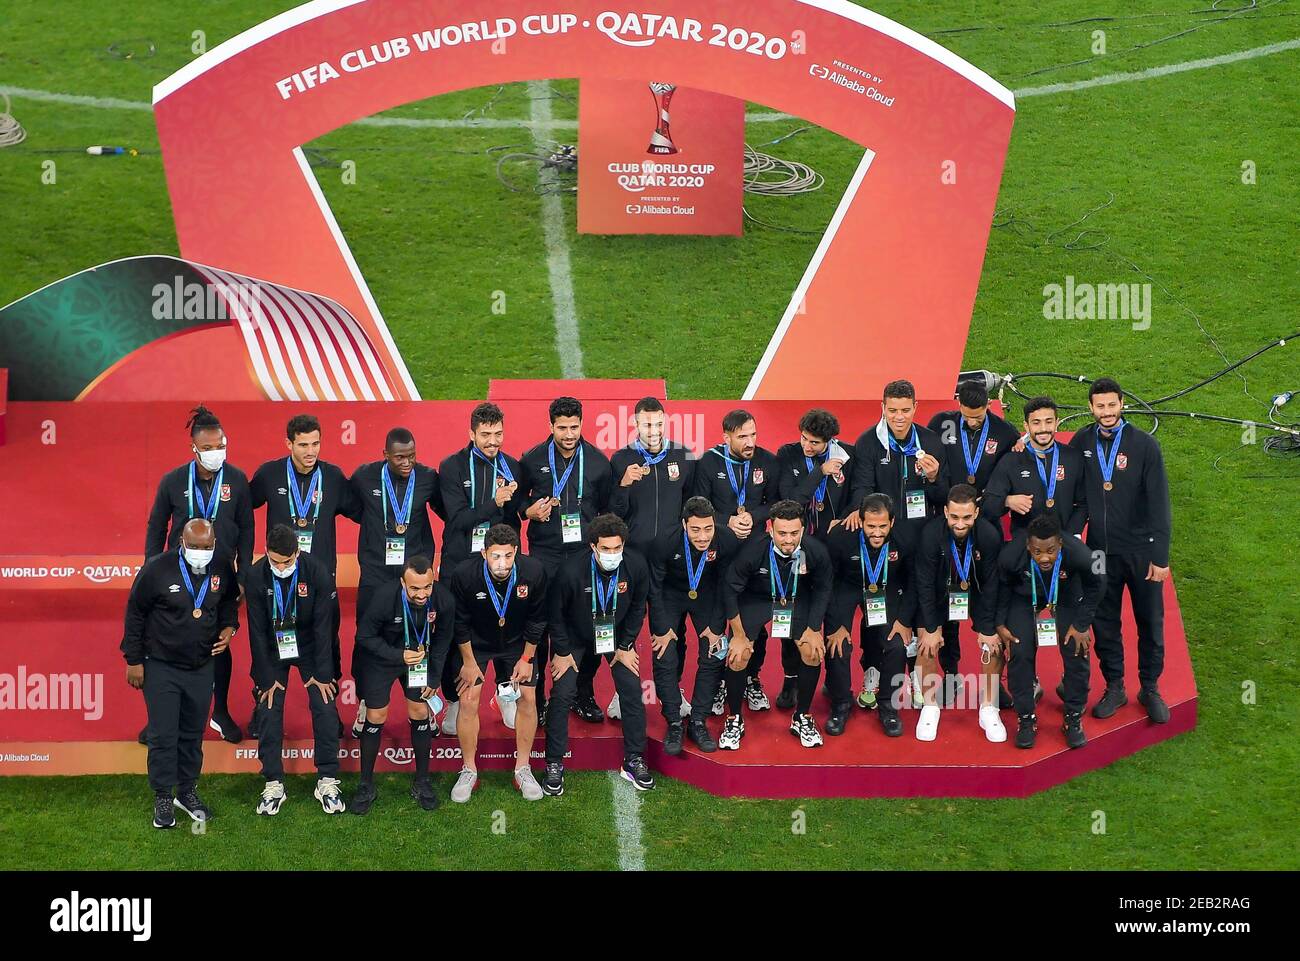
{"left": 774, "top": 544, "right": 798, "bottom": 560}
{"left": 195, "top": 446, "right": 227, "bottom": 472}
{"left": 597, "top": 551, "right": 623, "bottom": 573}
{"left": 183, "top": 546, "right": 214, "bottom": 570}
{"left": 270, "top": 561, "right": 297, "bottom": 579}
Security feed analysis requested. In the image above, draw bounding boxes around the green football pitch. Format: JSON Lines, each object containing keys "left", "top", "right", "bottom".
{"left": 0, "top": 1, "right": 1297, "bottom": 870}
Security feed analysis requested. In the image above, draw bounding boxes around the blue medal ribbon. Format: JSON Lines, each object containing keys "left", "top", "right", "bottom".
{"left": 634, "top": 439, "right": 668, "bottom": 467}
{"left": 769, "top": 543, "right": 799, "bottom": 604}
{"left": 483, "top": 560, "right": 516, "bottom": 624}
{"left": 805, "top": 453, "right": 830, "bottom": 506}
{"left": 717, "top": 446, "right": 750, "bottom": 510}
{"left": 888, "top": 426, "right": 921, "bottom": 481}
{"left": 859, "top": 533, "right": 888, "bottom": 591}
{"left": 591, "top": 557, "right": 619, "bottom": 616}
{"left": 271, "top": 568, "right": 299, "bottom": 626}
{"left": 1030, "top": 551, "right": 1063, "bottom": 611}
{"left": 285, "top": 458, "right": 321, "bottom": 527}
{"left": 188, "top": 462, "right": 224, "bottom": 522}
{"left": 469, "top": 445, "right": 514, "bottom": 509}
{"left": 683, "top": 531, "right": 708, "bottom": 596}
{"left": 961, "top": 416, "right": 991, "bottom": 481}
{"left": 381, "top": 463, "right": 415, "bottom": 531}
{"left": 548, "top": 441, "right": 585, "bottom": 503}
{"left": 1095, "top": 419, "right": 1127, "bottom": 488}
{"left": 950, "top": 535, "right": 973, "bottom": 588}
{"left": 1031, "top": 441, "right": 1060, "bottom": 504}
{"left": 177, "top": 553, "right": 209, "bottom": 615}
{"left": 401, "top": 591, "right": 430, "bottom": 650}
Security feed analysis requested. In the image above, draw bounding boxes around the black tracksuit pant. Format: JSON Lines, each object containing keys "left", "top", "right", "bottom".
{"left": 257, "top": 660, "right": 341, "bottom": 780}
{"left": 652, "top": 607, "right": 725, "bottom": 725}
{"left": 1093, "top": 551, "right": 1165, "bottom": 688}
{"left": 940, "top": 619, "right": 962, "bottom": 676}
{"left": 1006, "top": 605, "right": 1090, "bottom": 716}
{"left": 144, "top": 657, "right": 215, "bottom": 795}
{"left": 547, "top": 645, "right": 646, "bottom": 762}
{"left": 827, "top": 617, "right": 908, "bottom": 712}
{"left": 728, "top": 599, "right": 819, "bottom": 715}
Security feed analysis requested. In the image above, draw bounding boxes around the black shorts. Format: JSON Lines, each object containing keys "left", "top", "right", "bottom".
{"left": 357, "top": 656, "right": 427, "bottom": 709}
{"left": 466, "top": 643, "right": 538, "bottom": 688}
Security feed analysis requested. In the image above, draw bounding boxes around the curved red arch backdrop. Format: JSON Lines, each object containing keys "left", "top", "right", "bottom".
{"left": 153, "top": 0, "right": 1014, "bottom": 401}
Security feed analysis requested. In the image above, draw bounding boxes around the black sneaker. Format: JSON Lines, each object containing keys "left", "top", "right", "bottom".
{"left": 825, "top": 706, "right": 849, "bottom": 736}
{"left": 137, "top": 725, "right": 148, "bottom": 746}
{"left": 351, "top": 781, "right": 377, "bottom": 815}
{"left": 208, "top": 711, "right": 243, "bottom": 744}
{"left": 410, "top": 776, "right": 440, "bottom": 811}
{"left": 1062, "top": 711, "right": 1086, "bottom": 749}
{"left": 1015, "top": 714, "right": 1038, "bottom": 749}
{"left": 543, "top": 761, "right": 565, "bottom": 796}
{"left": 621, "top": 754, "right": 654, "bottom": 791}
{"left": 663, "top": 720, "right": 684, "bottom": 756}
{"left": 687, "top": 719, "right": 717, "bottom": 752}
{"left": 878, "top": 705, "right": 903, "bottom": 738}
{"left": 1092, "top": 682, "right": 1128, "bottom": 719}
{"left": 573, "top": 694, "right": 604, "bottom": 723}
{"left": 152, "top": 794, "right": 176, "bottom": 829}
{"left": 774, "top": 676, "right": 798, "bottom": 710}
{"left": 1138, "top": 687, "right": 1170, "bottom": 724}
{"left": 173, "top": 787, "right": 212, "bottom": 822}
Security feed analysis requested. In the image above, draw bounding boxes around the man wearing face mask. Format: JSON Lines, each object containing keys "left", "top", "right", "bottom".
{"left": 350, "top": 556, "right": 453, "bottom": 815}
{"left": 692, "top": 409, "right": 780, "bottom": 712}
{"left": 544, "top": 514, "right": 651, "bottom": 796}
{"left": 927, "top": 380, "right": 1019, "bottom": 496}
{"left": 995, "top": 513, "right": 1104, "bottom": 749}
{"left": 347, "top": 427, "right": 445, "bottom": 739}
{"left": 721, "top": 500, "right": 833, "bottom": 751}
{"left": 122, "top": 519, "right": 240, "bottom": 829}
{"left": 983, "top": 396, "right": 1087, "bottom": 538}
{"left": 145, "top": 405, "right": 254, "bottom": 744}
{"left": 517, "top": 396, "right": 614, "bottom": 725}
{"left": 447, "top": 525, "right": 549, "bottom": 803}
{"left": 646, "top": 496, "right": 741, "bottom": 754}
{"left": 246, "top": 524, "right": 345, "bottom": 816}
{"left": 914, "top": 485, "right": 1003, "bottom": 742}
{"left": 250, "top": 414, "right": 362, "bottom": 738}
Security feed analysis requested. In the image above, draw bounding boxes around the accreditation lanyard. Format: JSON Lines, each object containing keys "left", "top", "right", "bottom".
{"left": 1031, "top": 442, "right": 1060, "bottom": 506}
{"left": 591, "top": 560, "right": 619, "bottom": 617}
{"left": 271, "top": 569, "right": 299, "bottom": 628}
{"left": 961, "top": 416, "right": 991, "bottom": 483}
{"left": 177, "top": 553, "right": 209, "bottom": 618}
{"left": 683, "top": 531, "right": 708, "bottom": 599}
{"left": 859, "top": 533, "right": 888, "bottom": 593}
{"left": 1030, "top": 552, "right": 1063, "bottom": 614}
{"left": 401, "top": 592, "right": 429, "bottom": 651}
{"left": 548, "top": 441, "right": 584, "bottom": 505}
{"left": 719, "top": 447, "right": 750, "bottom": 510}
{"left": 469, "top": 445, "right": 514, "bottom": 510}
{"left": 483, "top": 561, "right": 516, "bottom": 628}
{"left": 949, "top": 535, "right": 974, "bottom": 591}
{"left": 635, "top": 440, "right": 668, "bottom": 467}
{"left": 285, "top": 458, "right": 322, "bottom": 528}
{"left": 188, "top": 462, "right": 224, "bottom": 522}
{"left": 805, "top": 452, "right": 830, "bottom": 507}
{"left": 769, "top": 544, "right": 799, "bottom": 605}
{"left": 888, "top": 426, "right": 921, "bottom": 482}
{"left": 381, "top": 463, "right": 415, "bottom": 532}
{"left": 1095, "top": 420, "right": 1127, "bottom": 490}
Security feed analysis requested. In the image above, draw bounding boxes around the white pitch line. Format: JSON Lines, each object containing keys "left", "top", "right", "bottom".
{"left": 527, "top": 79, "right": 584, "bottom": 379}
{"left": 608, "top": 771, "right": 648, "bottom": 871}
{"left": 1012, "top": 37, "right": 1300, "bottom": 98}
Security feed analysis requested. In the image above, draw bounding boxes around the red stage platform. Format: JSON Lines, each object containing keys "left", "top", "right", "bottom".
{"left": 0, "top": 399, "right": 1196, "bottom": 795}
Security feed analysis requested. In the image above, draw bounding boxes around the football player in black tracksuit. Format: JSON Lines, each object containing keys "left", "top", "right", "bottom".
{"left": 608, "top": 396, "right": 695, "bottom": 720}
{"left": 122, "top": 519, "right": 240, "bottom": 829}
{"left": 447, "top": 524, "right": 548, "bottom": 804}
{"left": 1069, "top": 377, "right": 1173, "bottom": 723}
{"left": 350, "top": 555, "right": 454, "bottom": 815}
{"left": 144, "top": 405, "right": 254, "bottom": 745}
{"left": 842, "top": 380, "right": 947, "bottom": 708}
{"left": 516, "top": 396, "right": 613, "bottom": 724}
{"left": 250, "top": 413, "right": 362, "bottom": 738}
{"left": 927, "top": 379, "right": 1020, "bottom": 497}
{"left": 437, "top": 403, "right": 524, "bottom": 732}
{"left": 982, "top": 395, "right": 1087, "bottom": 539}
{"left": 646, "top": 496, "right": 741, "bottom": 755}
{"left": 914, "top": 486, "right": 1002, "bottom": 742}
{"left": 777, "top": 408, "right": 852, "bottom": 711}
{"left": 995, "top": 513, "right": 1103, "bottom": 749}
{"left": 543, "top": 514, "right": 652, "bottom": 797}
{"left": 692, "top": 408, "right": 781, "bottom": 711}
{"left": 720, "top": 500, "right": 833, "bottom": 752}
{"left": 246, "top": 524, "right": 344, "bottom": 816}
{"left": 347, "top": 427, "right": 444, "bottom": 738}
{"left": 823, "top": 493, "right": 916, "bottom": 738}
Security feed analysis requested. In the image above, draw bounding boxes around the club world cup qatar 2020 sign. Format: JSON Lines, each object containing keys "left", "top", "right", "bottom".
{"left": 151, "top": 0, "right": 1015, "bottom": 401}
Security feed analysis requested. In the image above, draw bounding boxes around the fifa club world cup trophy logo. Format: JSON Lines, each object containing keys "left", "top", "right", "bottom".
{"left": 647, "top": 82, "right": 679, "bottom": 155}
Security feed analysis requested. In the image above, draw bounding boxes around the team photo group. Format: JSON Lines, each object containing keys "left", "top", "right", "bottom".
{"left": 124, "top": 375, "right": 1172, "bottom": 826}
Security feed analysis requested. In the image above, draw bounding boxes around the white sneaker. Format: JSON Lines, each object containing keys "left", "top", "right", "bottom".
{"left": 351, "top": 699, "right": 367, "bottom": 738}
{"left": 910, "top": 667, "right": 925, "bottom": 709}
{"left": 718, "top": 714, "right": 745, "bottom": 750}
{"left": 496, "top": 694, "right": 518, "bottom": 730}
{"left": 865, "top": 666, "right": 881, "bottom": 693}
{"left": 256, "top": 780, "right": 286, "bottom": 815}
{"left": 607, "top": 693, "right": 621, "bottom": 720}
{"left": 442, "top": 700, "right": 459, "bottom": 737}
{"left": 789, "top": 713, "right": 824, "bottom": 748}
{"left": 450, "top": 766, "right": 477, "bottom": 803}
{"left": 514, "top": 766, "right": 543, "bottom": 801}
{"left": 314, "top": 776, "right": 346, "bottom": 814}
{"left": 979, "top": 705, "right": 1007, "bottom": 743}
{"left": 678, "top": 689, "right": 692, "bottom": 719}
{"left": 916, "top": 704, "right": 941, "bottom": 741}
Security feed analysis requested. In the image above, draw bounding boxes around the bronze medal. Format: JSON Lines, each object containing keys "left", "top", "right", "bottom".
{"left": 967, "top": 474, "right": 976, "bottom": 485}
{"left": 1103, "top": 481, "right": 1113, "bottom": 491}
{"left": 498, "top": 617, "right": 506, "bottom": 628}
{"left": 736, "top": 504, "right": 747, "bottom": 515}
{"left": 192, "top": 608, "right": 203, "bottom": 619}
{"left": 1045, "top": 498, "right": 1055, "bottom": 508}
{"left": 395, "top": 523, "right": 407, "bottom": 534}
{"left": 960, "top": 580, "right": 969, "bottom": 591}
{"left": 868, "top": 583, "right": 879, "bottom": 594}
{"left": 688, "top": 590, "right": 698, "bottom": 600}
{"left": 815, "top": 500, "right": 825, "bottom": 512}
{"left": 297, "top": 517, "right": 308, "bottom": 528}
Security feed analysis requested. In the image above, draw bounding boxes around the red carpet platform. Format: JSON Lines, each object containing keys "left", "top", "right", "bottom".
{"left": 0, "top": 398, "right": 1196, "bottom": 795}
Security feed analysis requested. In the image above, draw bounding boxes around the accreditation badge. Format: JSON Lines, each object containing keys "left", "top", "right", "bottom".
{"left": 905, "top": 489, "right": 926, "bottom": 520}
{"left": 296, "top": 530, "right": 313, "bottom": 554}
{"left": 561, "top": 511, "right": 583, "bottom": 544}
{"left": 385, "top": 536, "right": 405, "bottom": 566}
{"left": 407, "top": 655, "right": 429, "bottom": 689}
{"left": 1036, "top": 614, "right": 1058, "bottom": 647}
{"left": 771, "top": 605, "right": 793, "bottom": 639}
{"left": 471, "top": 522, "right": 489, "bottom": 553}
{"left": 949, "top": 590, "right": 970, "bottom": 621}
{"left": 593, "top": 614, "right": 616, "bottom": 654}
{"left": 275, "top": 628, "right": 299, "bottom": 661}
{"left": 864, "top": 593, "right": 887, "bottom": 627}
